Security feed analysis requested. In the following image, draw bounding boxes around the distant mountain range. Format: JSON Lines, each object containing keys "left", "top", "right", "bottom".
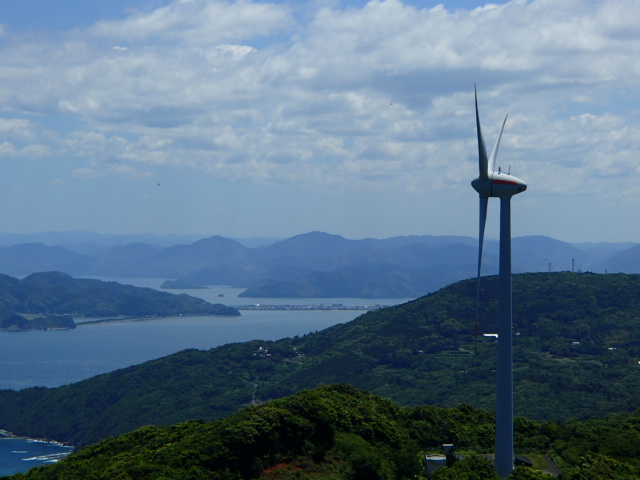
{"left": 0, "top": 231, "right": 637, "bottom": 298}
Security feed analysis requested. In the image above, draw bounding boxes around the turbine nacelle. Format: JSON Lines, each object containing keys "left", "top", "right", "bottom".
{"left": 471, "top": 172, "right": 527, "bottom": 198}
{"left": 473, "top": 85, "right": 527, "bottom": 199}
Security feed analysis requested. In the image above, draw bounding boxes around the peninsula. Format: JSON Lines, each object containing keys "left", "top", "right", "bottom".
{"left": 0, "top": 271, "right": 240, "bottom": 331}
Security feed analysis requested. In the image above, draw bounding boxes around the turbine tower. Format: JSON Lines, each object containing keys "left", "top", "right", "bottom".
{"left": 471, "top": 86, "right": 526, "bottom": 478}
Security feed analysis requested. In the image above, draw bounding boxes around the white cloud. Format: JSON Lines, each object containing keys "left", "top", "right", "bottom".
{"left": 1, "top": 0, "right": 640, "bottom": 237}
{"left": 0, "top": 118, "right": 39, "bottom": 142}
{"left": 71, "top": 164, "right": 152, "bottom": 178}
{"left": 88, "top": 0, "right": 294, "bottom": 45}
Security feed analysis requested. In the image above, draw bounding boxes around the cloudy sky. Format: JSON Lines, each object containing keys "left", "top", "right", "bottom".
{"left": 0, "top": 0, "right": 638, "bottom": 243}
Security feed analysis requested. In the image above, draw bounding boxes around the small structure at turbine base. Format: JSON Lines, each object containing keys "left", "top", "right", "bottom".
{"left": 424, "top": 444, "right": 460, "bottom": 478}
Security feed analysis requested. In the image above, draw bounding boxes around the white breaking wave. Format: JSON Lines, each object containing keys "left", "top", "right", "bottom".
{"left": 22, "top": 452, "right": 70, "bottom": 462}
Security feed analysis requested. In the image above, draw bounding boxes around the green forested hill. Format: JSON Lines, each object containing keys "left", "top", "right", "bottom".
{"left": 2, "top": 273, "right": 640, "bottom": 447}
{"left": 8, "top": 384, "right": 640, "bottom": 480}
{"left": 0, "top": 271, "right": 239, "bottom": 329}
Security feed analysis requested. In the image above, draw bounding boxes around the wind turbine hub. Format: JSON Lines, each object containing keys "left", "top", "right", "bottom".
{"left": 471, "top": 172, "right": 527, "bottom": 198}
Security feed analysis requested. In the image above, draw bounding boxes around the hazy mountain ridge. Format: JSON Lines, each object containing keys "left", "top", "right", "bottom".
{"left": 0, "top": 231, "right": 637, "bottom": 297}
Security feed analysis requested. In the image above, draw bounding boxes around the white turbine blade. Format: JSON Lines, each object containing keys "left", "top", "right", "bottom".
{"left": 475, "top": 87, "right": 489, "bottom": 181}
{"left": 475, "top": 195, "right": 488, "bottom": 345}
{"left": 488, "top": 114, "right": 508, "bottom": 174}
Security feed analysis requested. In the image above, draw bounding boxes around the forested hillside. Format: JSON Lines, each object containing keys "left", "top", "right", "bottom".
{"left": 8, "top": 384, "right": 640, "bottom": 479}
{"left": 1, "top": 273, "right": 640, "bottom": 447}
{"left": 0, "top": 271, "right": 239, "bottom": 330}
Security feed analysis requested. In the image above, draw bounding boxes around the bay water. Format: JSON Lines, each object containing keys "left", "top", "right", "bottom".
{"left": 0, "top": 278, "right": 411, "bottom": 475}
{"left": 0, "top": 435, "right": 73, "bottom": 477}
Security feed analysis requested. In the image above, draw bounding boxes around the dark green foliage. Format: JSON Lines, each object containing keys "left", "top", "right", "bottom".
{"left": 508, "top": 467, "right": 554, "bottom": 480}
{"left": 0, "top": 271, "right": 239, "bottom": 330}
{"left": 0, "top": 345, "right": 263, "bottom": 445}
{"left": 0, "top": 310, "right": 31, "bottom": 329}
{"left": 4, "top": 273, "right": 640, "bottom": 453}
{"left": 7, "top": 385, "right": 640, "bottom": 479}
{"left": 432, "top": 453, "right": 499, "bottom": 479}
{"left": 28, "top": 315, "right": 76, "bottom": 330}
{"left": 4, "top": 385, "right": 427, "bottom": 480}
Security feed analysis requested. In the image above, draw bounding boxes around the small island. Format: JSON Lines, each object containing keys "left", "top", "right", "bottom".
{"left": 160, "top": 279, "right": 208, "bottom": 289}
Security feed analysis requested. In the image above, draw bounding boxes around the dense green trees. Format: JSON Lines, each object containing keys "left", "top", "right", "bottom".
{"left": 28, "top": 315, "right": 76, "bottom": 329}
{"left": 3, "top": 273, "right": 640, "bottom": 446}
{"left": 6, "top": 384, "right": 640, "bottom": 479}
{"left": 0, "top": 271, "right": 239, "bottom": 330}
{"left": 6, "top": 385, "right": 420, "bottom": 480}
{"left": 5, "top": 271, "right": 640, "bottom": 478}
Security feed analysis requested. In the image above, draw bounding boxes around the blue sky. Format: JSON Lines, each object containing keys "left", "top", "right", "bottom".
{"left": 0, "top": 0, "right": 638, "bottom": 243}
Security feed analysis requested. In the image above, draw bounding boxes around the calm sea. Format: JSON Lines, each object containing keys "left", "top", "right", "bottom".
{"left": 0, "top": 278, "right": 411, "bottom": 475}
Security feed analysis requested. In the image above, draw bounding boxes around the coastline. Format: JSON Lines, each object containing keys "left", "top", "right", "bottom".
{"left": 0, "top": 431, "right": 74, "bottom": 475}
{"left": 0, "top": 312, "right": 243, "bottom": 331}
{"left": 0, "top": 429, "right": 73, "bottom": 449}
{"left": 75, "top": 312, "right": 242, "bottom": 326}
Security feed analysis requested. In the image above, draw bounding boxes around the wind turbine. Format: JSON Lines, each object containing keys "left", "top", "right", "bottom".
{"left": 471, "top": 86, "right": 526, "bottom": 479}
